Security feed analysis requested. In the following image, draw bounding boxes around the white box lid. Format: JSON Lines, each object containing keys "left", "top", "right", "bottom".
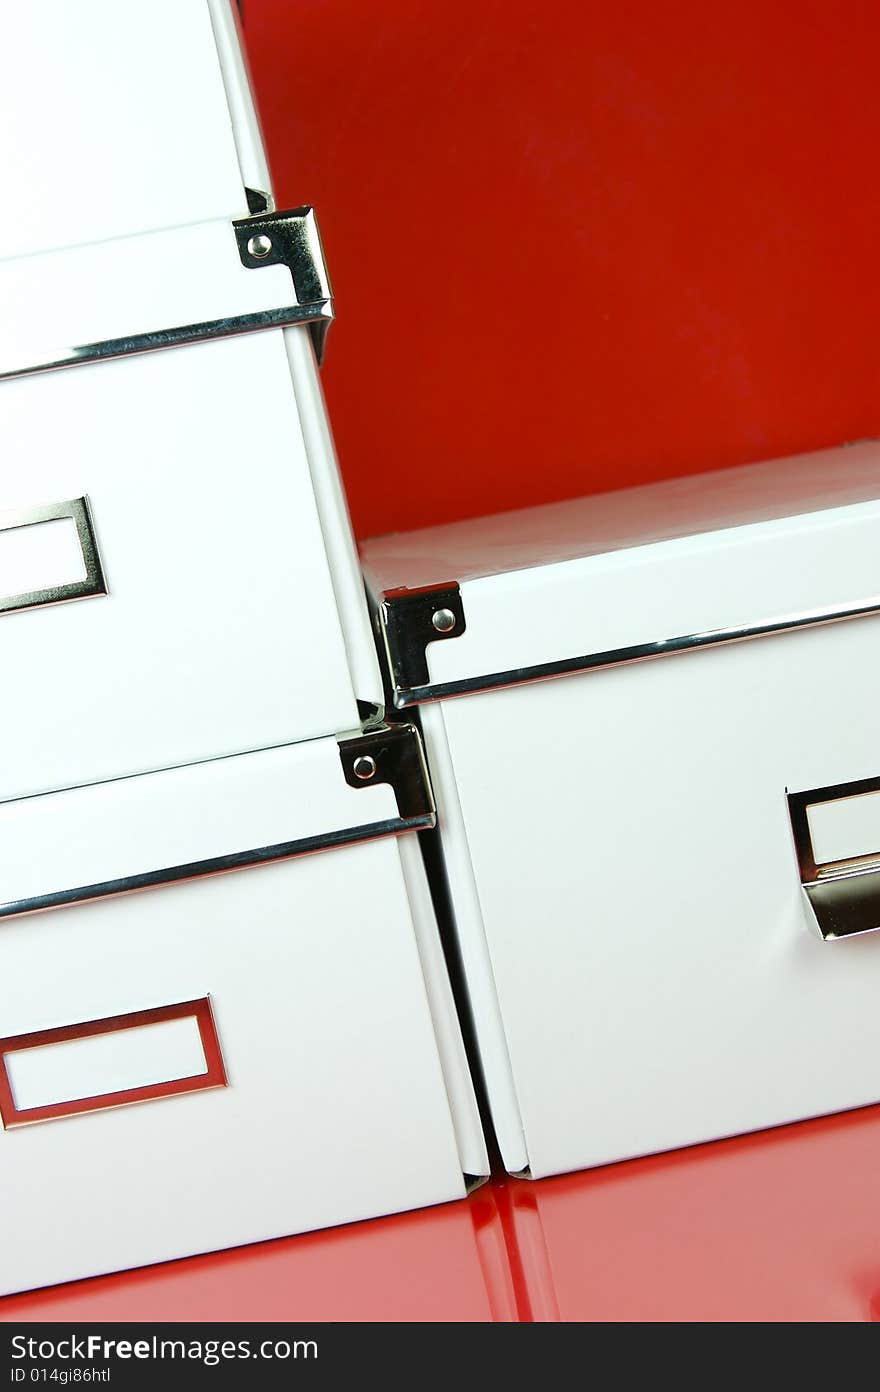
{"left": 363, "top": 441, "right": 880, "bottom": 705}
{"left": 0, "top": 727, "right": 432, "bottom": 914}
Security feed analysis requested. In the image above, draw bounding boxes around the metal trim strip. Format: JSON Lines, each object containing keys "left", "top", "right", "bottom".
{"left": 0, "top": 303, "right": 330, "bottom": 384}
{"left": 0, "top": 815, "right": 434, "bottom": 921}
{"left": 392, "top": 594, "right": 880, "bottom": 707}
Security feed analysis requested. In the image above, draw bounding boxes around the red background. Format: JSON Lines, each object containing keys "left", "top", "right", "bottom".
{"left": 245, "top": 0, "right": 880, "bottom": 540}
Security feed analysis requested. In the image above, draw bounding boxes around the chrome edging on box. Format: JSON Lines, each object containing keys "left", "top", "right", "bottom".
{"left": 0, "top": 724, "right": 437, "bottom": 920}
{"left": 0, "top": 815, "right": 435, "bottom": 921}
{"left": 0, "top": 207, "right": 333, "bottom": 382}
{"left": 387, "top": 593, "right": 880, "bottom": 708}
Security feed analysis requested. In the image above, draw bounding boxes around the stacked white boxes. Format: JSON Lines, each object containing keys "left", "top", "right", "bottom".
{"left": 364, "top": 442, "right": 880, "bottom": 1180}
{"left": 12, "top": 0, "right": 879, "bottom": 1299}
{"left": 0, "top": 0, "right": 486, "bottom": 1294}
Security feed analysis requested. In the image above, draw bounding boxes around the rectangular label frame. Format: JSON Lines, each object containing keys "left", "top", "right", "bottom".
{"left": 0, "top": 997, "right": 225, "bottom": 1128}
{"left": 0, "top": 497, "right": 106, "bottom": 615}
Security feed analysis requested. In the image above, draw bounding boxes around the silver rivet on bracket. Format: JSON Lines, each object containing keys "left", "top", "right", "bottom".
{"left": 353, "top": 754, "right": 377, "bottom": 781}
{"left": 247, "top": 233, "right": 273, "bottom": 259}
{"left": 431, "top": 608, "right": 456, "bottom": 634}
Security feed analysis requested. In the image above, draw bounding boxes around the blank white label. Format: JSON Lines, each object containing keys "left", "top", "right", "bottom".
{"left": 5, "top": 1015, "right": 207, "bottom": 1112}
{"left": 808, "top": 790, "right": 880, "bottom": 866}
{"left": 0, "top": 517, "right": 86, "bottom": 602}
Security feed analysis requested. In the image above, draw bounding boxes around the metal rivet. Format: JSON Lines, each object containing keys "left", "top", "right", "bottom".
{"left": 353, "top": 754, "right": 377, "bottom": 781}
{"left": 247, "top": 233, "right": 273, "bottom": 259}
{"left": 432, "top": 608, "right": 456, "bottom": 634}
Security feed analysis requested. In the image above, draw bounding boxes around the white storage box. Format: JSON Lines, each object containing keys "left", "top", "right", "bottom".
{"left": 0, "top": 326, "right": 378, "bottom": 800}
{"left": 364, "top": 442, "right": 880, "bottom": 1179}
{"left": 0, "top": 725, "right": 487, "bottom": 1294}
{"left": 0, "top": 0, "right": 379, "bottom": 799}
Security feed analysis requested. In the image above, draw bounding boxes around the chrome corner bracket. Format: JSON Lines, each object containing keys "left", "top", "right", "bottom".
{"left": 788, "top": 774, "right": 880, "bottom": 941}
{"left": 338, "top": 723, "right": 436, "bottom": 827}
{"left": 378, "top": 584, "right": 466, "bottom": 708}
{"left": 233, "top": 205, "right": 333, "bottom": 362}
{"left": 0, "top": 207, "right": 334, "bottom": 384}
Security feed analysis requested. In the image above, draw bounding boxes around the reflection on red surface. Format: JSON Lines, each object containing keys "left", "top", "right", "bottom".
{"left": 244, "top": 1, "right": 880, "bottom": 540}
{"left": 493, "top": 1181, "right": 560, "bottom": 1323}
{"left": 505, "top": 1104, "right": 880, "bottom": 1322}
{"left": 0, "top": 1193, "right": 516, "bottom": 1323}
{"left": 8, "top": 1104, "right": 880, "bottom": 1320}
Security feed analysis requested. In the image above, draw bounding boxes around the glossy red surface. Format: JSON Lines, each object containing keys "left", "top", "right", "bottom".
{"left": 8, "top": 1106, "right": 880, "bottom": 1321}
{"left": 0, "top": 1194, "right": 516, "bottom": 1323}
{"left": 245, "top": 0, "right": 880, "bottom": 539}
{"left": 504, "top": 1104, "right": 880, "bottom": 1322}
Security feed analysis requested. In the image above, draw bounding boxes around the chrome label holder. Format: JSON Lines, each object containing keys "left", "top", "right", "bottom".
{"left": 0, "top": 997, "right": 226, "bottom": 1129}
{"left": 788, "top": 774, "right": 880, "bottom": 941}
{"left": 0, "top": 497, "right": 106, "bottom": 616}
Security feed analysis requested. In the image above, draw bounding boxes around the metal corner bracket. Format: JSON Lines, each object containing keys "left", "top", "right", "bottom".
{"left": 233, "top": 205, "right": 333, "bottom": 362}
{"left": 378, "top": 584, "right": 466, "bottom": 705}
{"left": 338, "top": 723, "right": 436, "bottom": 827}
{"left": 0, "top": 207, "right": 334, "bottom": 383}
